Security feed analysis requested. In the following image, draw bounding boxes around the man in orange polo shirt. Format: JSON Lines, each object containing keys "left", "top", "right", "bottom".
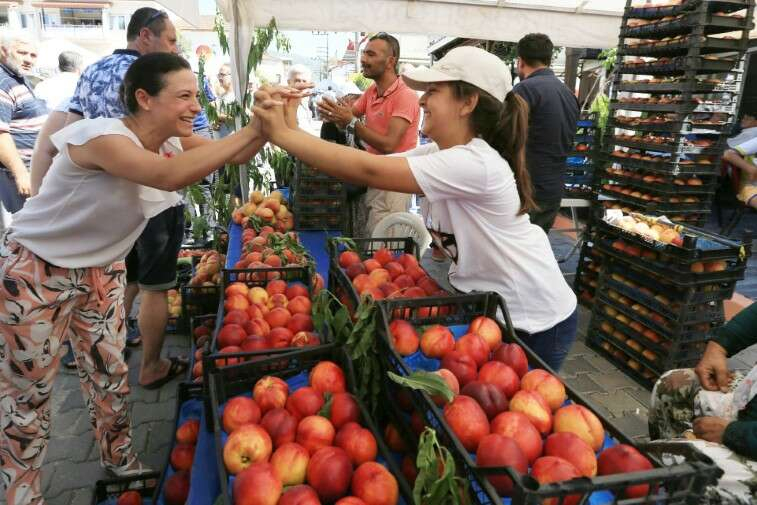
{"left": 320, "top": 33, "right": 420, "bottom": 234}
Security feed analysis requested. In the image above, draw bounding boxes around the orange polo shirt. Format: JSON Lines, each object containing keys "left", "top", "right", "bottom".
{"left": 353, "top": 76, "right": 420, "bottom": 154}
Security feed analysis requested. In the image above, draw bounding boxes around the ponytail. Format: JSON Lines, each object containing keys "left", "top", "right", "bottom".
{"left": 450, "top": 83, "right": 537, "bottom": 215}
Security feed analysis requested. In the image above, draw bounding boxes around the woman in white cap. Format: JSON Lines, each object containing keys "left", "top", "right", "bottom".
{"left": 254, "top": 46, "right": 577, "bottom": 370}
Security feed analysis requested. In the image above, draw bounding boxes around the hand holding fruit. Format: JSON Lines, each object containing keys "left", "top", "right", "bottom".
{"left": 692, "top": 416, "right": 730, "bottom": 444}
{"left": 695, "top": 341, "right": 731, "bottom": 392}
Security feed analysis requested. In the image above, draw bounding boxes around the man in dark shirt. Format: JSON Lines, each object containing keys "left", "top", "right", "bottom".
{"left": 513, "top": 33, "right": 579, "bottom": 233}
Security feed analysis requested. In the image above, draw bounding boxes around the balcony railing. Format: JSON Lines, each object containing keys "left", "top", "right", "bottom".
{"left": 41, "top": 23, "right": 105, "bottom": 37}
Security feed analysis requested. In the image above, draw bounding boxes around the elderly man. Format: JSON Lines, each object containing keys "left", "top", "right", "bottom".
{"left": 0, "top": 34, "right": 47, "bottom": 224}
{"left": 288, "top": 64, "right": 318, "bottom": 135}
{"left": 34, "top": 51, "right": 82, "bottom": 110}
{"left": 319, "top": 32, "right": 420, "bottom": 235}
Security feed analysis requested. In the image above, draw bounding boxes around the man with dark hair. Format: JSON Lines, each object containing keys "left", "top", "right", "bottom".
{"left": 318, "top": 32, "right": 420, "bottom": 235}
{"left": 513, "top": 33, "right": 579, "bottom": 233}
{"left": 34, "top": 50, "right": 82, "bottom": 109}
{"left": 59, "top": 7, "right": 189, "bottom": 391}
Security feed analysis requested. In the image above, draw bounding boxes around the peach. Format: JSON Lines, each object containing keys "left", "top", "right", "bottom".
{"left": 260, "top": 408, "right": 297, "bottom": 448}
{"left": 329, "top": 392, "right": 360, "bottom": 429}
{"left": 420, "top": 325, "right": 455, "bottom": 359}
{"left": 116, "top": 491, "right": 142, "bottom": 505}
{"left": 288, "top": 295, "right": 312, "bottom": 315}
{"left": 597, "top": 444, "right": 654, "bottom": 498}
{"left": 233, "top": 462, "right": 282, "bottom": 505}
{"left": 278, "top": 485, "right": 320, "bottom": 505}
{"left": 253, "top": 376, "right": 289, "bottom": 414}
{"left": 362, "top": 258, "right": 382, "bottom": 273}
{"left": 296, "top": 415, "right": 335, "bottom": 454}
{"left": 335, "top": 422, "right": 378, "bottom": 466}
{"left": 223, "top": 423, "right": 273, "bottom": 475}
{"left": 339, "top": 250, "right": 362, "bottom": 268}
{"left": 218, "top": 323, "right": 247, "bottom": 349}
{"left": 372, "top": 247, "right": 394, "bottom": 266}
{"left": 309, "top": 360, "right": 347, "bottom": 395}
{"left": 441, "top": 350, "right": 478, "bottom": 386}
{"left": 545, "top": 432, "right": 597, "bottom": 477}
{"left": 287, "top": 313, "right": 314, "bottom": 334}
{"left": 245, "top": 318, "right": 270, "bottom": 338}
{"left": 467, "top": 316, "right": 502, "bottom": 351}
{"left": 368, "top": 268, "right": 391, "bottom": 287}
{"left": 170, "top": 443, "right": 195, "bottom": 472}
{"left": 175, "top": 419, "right": 200, "bottom": 445}
{"left": 286, "top": 283, "right": 309, "bottom": 300}
{"left": 286, "top": 387, "right": 324, "bottom": 420}
{"left": 455, "top": 333, "right": 490, "bottom": 367}
{"left": 225, "top": 282, "right": 249, "bottom": 298}
{"left": 353, "top": 274, "right": 371, "bottom": 294}
{"left": 491, "top": 411, "right": 543, "bottom": 464}
{"left": 264, "top": 307, "right": 292, "bottom": 328}
{"left": 461, "top": 381, "right": 508, "bottom": 420}
{"left": 509, "top": 390, "right": 552, "bottom": 435}
{"left": 224, "top": 309, "right": 250, "bottom": 326}
{"left": 398, "top": 253, "right": 419, "bottom": 270}
{"left": 292, "top": 331, "right": 320, "bottom": 347}
{"left": 384, "top": 261, "right": 404, "bottom": 280}
{"left": 379, "top": 281, "right": 401, "bottom": 298}
{"left": 164, "top": 471, "right": 190, "bottom": 505}
{"left": 266, "top": 279, "right": 287, "bottom": 297}
{"left": 531, "top": 456, "right": 582, "bottom": 505}
{"left": 268, "top": 293, "right": 289, "bottom": 309}
{"left": 270, "top": 442, "right": 310, "bottom": 486}
{"left": 476, "top": 433, "right": 528, "bottom": 496}
{"left": 553, "top": 404, "right": 605, "bottom": 452}
{"left": 393, "top": 274, "right": 415, "bottom": 290}
{"left": 443, "top": 395, "right": 490, "bottom": 452}
{"left": 431, "top": 368, "right": 460, "bottom": 406}
{"left": 225, "top": 294, "right": 250, "bottom": 312}
{"left": 478, "top": 361, "right": 520, "bottom": 399}
{"left": 223, "top": 396, "right": 261, "bottom": 433}
{"left": 521, "top": 369, "right": 567, "bottom": 411}
{"left": 336, "top": 498, "right": 368, "bottom": 505}
{"left": 307, "top": 446, "right": 353, "bottom": 502}
{"left": 389, "top": 319, "right": 420, "bottom": 356}
{"left": 247, "top": 286, "right": 269, "bottom": 305}
{"left": 346, "top": 262, "right": 367, "bottom": 280}
{"left": 351, "top": 461, "right": 399, "bottom": 505}
{"left": 492, "top": 343, "right": 529, "bottom": 378}
{"left": 267, "top": 327, "right": 294, "bottom": 348}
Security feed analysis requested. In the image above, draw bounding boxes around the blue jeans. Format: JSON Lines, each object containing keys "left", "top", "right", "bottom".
{"left": 515, "top": 309, "right": 578, "bottom": 372}
{"left": 0, "top": 168, "right": 26, "bottom": 214}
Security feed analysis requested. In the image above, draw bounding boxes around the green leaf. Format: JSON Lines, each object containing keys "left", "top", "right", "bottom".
{"left": 317, "top": 392, "right": 333, "bottom": 418}
{"left": 387, "top": 371, "right": 454, "bottom": 404}
{"left": 413, "top": 428, "right": 469, "bottom": 505}
{"left": 333, "top": 237, "right": 359, "bottom": 252}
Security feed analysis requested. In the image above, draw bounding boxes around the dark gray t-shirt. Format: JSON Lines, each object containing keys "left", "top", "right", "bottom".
{"left": 513, "top": 68, "right": 579, "bottom": 202}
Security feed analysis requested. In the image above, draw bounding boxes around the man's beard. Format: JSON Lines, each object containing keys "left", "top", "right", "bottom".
{"left": 3, "top": 54, "right": 30, "bottom": 76}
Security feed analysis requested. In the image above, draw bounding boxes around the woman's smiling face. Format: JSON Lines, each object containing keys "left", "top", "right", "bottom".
{"left": 147, "top": 69, "right": 201, "bottom": 137}
{"left": 419, "top": 82, "right": 466, "bottom": 141}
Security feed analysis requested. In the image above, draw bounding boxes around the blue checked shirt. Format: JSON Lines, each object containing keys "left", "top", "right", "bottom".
{"left": 69, "top": 49, "right": 139, "bottom": 119}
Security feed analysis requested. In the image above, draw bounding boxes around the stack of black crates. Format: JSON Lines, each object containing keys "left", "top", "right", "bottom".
{"left": 595, "top": 0, "right": 754, "bottom": 226}
{"left": 289, "top": 159, "right": 346, "bottom": 231}
{"left": 583, "top": 213, "right": 750, "bottom": 387}
{"left": 564, "top": 112, "right": 599, "bottom": 199}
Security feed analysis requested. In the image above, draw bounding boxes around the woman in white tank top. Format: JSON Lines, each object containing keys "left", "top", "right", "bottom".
{"left": 0, "top": 53, "right": 300, "bottom": 501}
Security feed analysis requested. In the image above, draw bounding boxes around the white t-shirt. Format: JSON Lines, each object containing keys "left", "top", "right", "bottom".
{"left": 404, "top": 139, "right": 576, "bottom": 334}
{"left": 10, "top": 118, "right": 182, "bottom": 268}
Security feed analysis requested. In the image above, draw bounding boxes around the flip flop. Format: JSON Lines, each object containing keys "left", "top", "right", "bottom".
{"left": 141, "top": 357, "right": 188, "bottom": 390}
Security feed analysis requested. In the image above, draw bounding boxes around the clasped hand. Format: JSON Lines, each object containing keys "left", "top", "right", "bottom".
{"left": 251, "top": 83, "right": 312, "bottom": 140}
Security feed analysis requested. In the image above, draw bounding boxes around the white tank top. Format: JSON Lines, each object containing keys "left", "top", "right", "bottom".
{"left": 10, "top": 118, "right": 183, "bottom": 268}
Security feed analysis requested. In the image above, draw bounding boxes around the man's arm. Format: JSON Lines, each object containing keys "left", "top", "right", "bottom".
{"left": 30, "top": 110, "right": 68, "bottom": 195}
{"left": 355, "top": 116, "right": 411, "bottom": 154}
{"left": 64, "top": 111, "right": 84, "bottom": 127}
{"left": 0, "top": 133, "right": 30, "bottom": 196}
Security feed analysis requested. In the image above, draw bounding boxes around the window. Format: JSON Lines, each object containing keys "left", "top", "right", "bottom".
{"left": 20, "top": 13, "right": 35, "bottom": 29}
{"left": 0, "top": 7, "right": 9, "bottom": 27}
{"left": 42, "top": 7, "right": 102, "bottom": 28}
{"left": 110, "top": 15, "right": 125, "bottom": 30}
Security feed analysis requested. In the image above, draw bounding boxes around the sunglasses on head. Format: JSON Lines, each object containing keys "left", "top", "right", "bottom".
{"left": 143, "top": 9, "right": 167, "bottom": 29}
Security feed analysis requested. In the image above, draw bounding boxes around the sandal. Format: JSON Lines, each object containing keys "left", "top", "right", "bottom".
{"left": 105, "top": 460, "right": 154, "bottom": 478}
{"left": 141, "top": 357, "right": 188, "bottom": 390}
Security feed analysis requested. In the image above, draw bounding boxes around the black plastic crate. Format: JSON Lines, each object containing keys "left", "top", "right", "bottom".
{"left": 604, "top": 153, "right": 721, "bottom": 175}
{"left": 607, "top": 135, "right": 727, "bottom": 156}
{"left": 597, "top": 188, "right": 714, "bottom": 214}
{"left": 610, "top": 100, "right": 736, "bottom": 114}
{"left": 290, "top": 161, "right": 346, "bottom": 232}
{"left": 616, "top": 79, "right": 740, "bottom": 94}
{"left": 375, "top": 293, "right": 722, "bottom": 505}
{"left": 152, "top": 382, "right": 203, "bottom": 504}
{"left": 181, "top": 284, "right": 221, "bottom": 333}
{"left": 621, "top": 11, "right": 752, "bottom": 39}
{"left": 598, "top": 168, "right": 718, "bottom": 195}
{"left": 327, "top": 236, "right": 426, "bottom": 313}
{"left": 620, "top": 34, "right": 746, "bottom": 57}
{"left": 206, "top": 344, "right": 414, "bottom": 505}
{"left": 188, "top": 314, "right": 216, "bottom": 383}
{"left": 92, "top": 472, "right": 161, "bottom": 505}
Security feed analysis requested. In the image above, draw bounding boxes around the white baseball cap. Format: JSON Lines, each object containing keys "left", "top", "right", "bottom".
{"left": 402, "top": 46, "right": 513, "bottom": 102}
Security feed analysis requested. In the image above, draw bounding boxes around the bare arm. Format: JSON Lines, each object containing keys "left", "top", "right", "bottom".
{"left": 69, "top": 122, "right": 263, "bottom": 191}
{"left": 180, "top": 122, "right": 265, "bottom": 165}
{"left": 30, "top": 111, "right": 69, "bottom": 195}
{"left": 723, "top": 149, "right": 757, "bottom": 180}
{"left": 354, "top": 116, "right": 411, "bottom": 154}
{"left": 64, "top": 111, "right": 83, "bottom": 127}
{"left": 0, "top": 133, "right": 30, "bottom": 196}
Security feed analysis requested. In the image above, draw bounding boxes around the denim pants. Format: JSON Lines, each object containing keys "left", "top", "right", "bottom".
{"left": 515, "top": 309, "right": 578, "bottom": 372}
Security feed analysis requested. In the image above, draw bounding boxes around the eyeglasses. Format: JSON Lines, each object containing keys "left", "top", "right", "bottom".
{"left": 143, "top": 9, "right": 167, "bottom": 29}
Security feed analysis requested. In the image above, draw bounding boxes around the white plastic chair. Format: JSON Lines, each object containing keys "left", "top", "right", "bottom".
{"left": 371, "top": 212, "right": 432, "bottom": 258}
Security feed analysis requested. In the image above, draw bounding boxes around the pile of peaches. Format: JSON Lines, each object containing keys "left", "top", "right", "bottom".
{"left": 188, "top": 250, "right": 226, "bottom": 288}
{"left": 159, "top": 418, "right": 201, "bottom": 505}
{"left": 337, "top": 248, "right": 447, "bottom": 303}
{"left": 231, "top": 190, "right": 294, "bottom": 233}
{"left": 198, "top": 280, "right": 323, "bottom": 379}
{"left": 219, "top": 361, "right": 401, "bottom": 505}
{"left": 233, "top": 228, "right": 311, "bottom": 272}
{"left": 387, "top": 316, "right": 655, "bottom": 501}
{"left": 609, "top": 238, "right": 728, "bottom": 273}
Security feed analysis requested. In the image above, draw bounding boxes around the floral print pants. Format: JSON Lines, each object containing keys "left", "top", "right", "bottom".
{"left": 0, "top": 236, "right": 134, "bottom": 505}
